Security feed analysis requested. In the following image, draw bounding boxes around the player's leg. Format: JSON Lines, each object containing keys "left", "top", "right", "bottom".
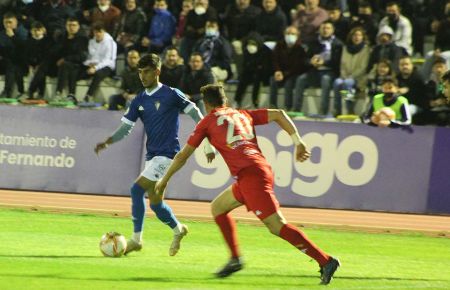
{"left": 262, "top": 211, "right": 340, "bottom": 284}
{"left": 143, "top": 156, "right": 188, "bottom": 256}
{"left": 211, "top": 185, "right": 245, "bottom": 278}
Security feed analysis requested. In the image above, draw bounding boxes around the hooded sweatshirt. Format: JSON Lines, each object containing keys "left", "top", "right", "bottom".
{"left": 83, "top": 32, "right": 117, "bottom": 70}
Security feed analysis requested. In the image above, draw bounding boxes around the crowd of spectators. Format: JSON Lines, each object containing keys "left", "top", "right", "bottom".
{"left": 0, "top": 0, "right": 449, "bottom": 126}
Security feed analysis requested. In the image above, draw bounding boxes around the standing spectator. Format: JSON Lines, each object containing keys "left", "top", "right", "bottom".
{"left": 291, "top": 0, "right": 328, "bottom": 45}
{"left": 378, "top": 1, "right": 413, "bottom": 55}
{"left": 269, "top": 26, "right": 309, "bottom": 110}
{"left": 179, "top": 0, "right": 217, "bottom": 63}
{"left": 234, "top": 32, "right": 272, "bottom": 108}
{"left": 362, "top": 77, "right": 412, "bottom": 127}
{"left": 294, "top": 21, "right": 343, "bottom": 115}
{"left": 139, "top": 0, "right": 176, "bottom": 54}
{"left": 174, "top": 0, "right": 193, "bottom": 44}
{"left": 160, "top": 46, "right": 185, "bottom": 88}
{"left": 0, "top": 12, "right": 27, "bottom": 99}
{"left": 367, "top": 58, "right": 397, "bottom": 98}
{"left": 25, "top": 21, "right": 51, "bottom": 100}
{"left": 31, "top": 0, "right": 75, "bottom": 42}
{"left": 349, "top": 0, "right": 378, "bottom": 45}
{"left": 193, "top": 19, "right": 232, "bottom": 82}
{"left": 179, "top": 52, "right": 215, "bottom": 114}
{"left": 254, "top": 0, "right": 287, "bottom": 43}
{"left": 53, "top": 17, "right": 89, "bottom": 102}
{"left": 108, "top": 50, "right": 143, "bottom": 110}
{"left": 333, "top": 27, "right": 371, "bottom": 115}
{"left": 80, "top": 22, "right": 117, "bottom": 103}
{"left": 367, "top": 25, "right": 405, "bottom": 73}
{"left": 83, "top": 0, "right": 121, "bottom": 36}
{"left": 114, "top": 0, "right": 147, "bottom": 54}
{"left": 396, "top": 55, "right": 427, "bottom": 123}
{"left": 326, "top": 3, "right": 350, "bottom": 42}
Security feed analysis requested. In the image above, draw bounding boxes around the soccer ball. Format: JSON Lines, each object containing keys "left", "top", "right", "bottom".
{"left": 371, "top": 107, "right": 396, "bottom": 127}
{"left": 99, "top": 232, "right": 127, "bottom": 257}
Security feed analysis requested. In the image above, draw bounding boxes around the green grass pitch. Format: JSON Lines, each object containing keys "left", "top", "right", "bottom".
{"left": 0, "top": 208, "right": 449, "bottom": 289}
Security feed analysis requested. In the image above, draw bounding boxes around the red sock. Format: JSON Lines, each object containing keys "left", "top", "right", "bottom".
{"left": 214, "top": 213, "right": 240, "bottom": 258}
{"left": 280, "top": 224, "right": 330, "bottom": 266}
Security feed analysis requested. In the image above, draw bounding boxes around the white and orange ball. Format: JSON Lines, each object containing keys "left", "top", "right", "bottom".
{"left": 99, "top": 232, "right": 127, "bottom": 257}
{"left": 371, "top": 107, "right": 396, "bottom": 127}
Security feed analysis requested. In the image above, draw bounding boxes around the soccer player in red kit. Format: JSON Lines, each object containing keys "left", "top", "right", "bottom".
{"left": 155, "top": 84, "right": 340, "bottom": 284}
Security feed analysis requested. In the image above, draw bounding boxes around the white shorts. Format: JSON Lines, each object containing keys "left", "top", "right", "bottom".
{"left": 140, "top": 156, "right": 173, "bottom": 181}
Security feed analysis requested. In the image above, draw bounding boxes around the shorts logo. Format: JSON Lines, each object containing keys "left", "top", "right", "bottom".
{"left": 255, "top": 210, "right": 262, "bottom": 216}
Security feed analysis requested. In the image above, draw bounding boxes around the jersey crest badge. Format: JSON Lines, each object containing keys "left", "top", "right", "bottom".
{"left": 138, "top": 105, "right": 144, "bottom": 111}
{"left": 155, "top": 101, "right": 160, "bottom": 110}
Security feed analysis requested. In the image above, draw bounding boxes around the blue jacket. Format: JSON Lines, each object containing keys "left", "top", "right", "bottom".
{"left": 148, "top": 9, "right": 176, "bottom": 47}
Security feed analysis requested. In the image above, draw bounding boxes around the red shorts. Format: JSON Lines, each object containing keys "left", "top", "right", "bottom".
{"left": 232, "top": 164, "right": 279, "bottom": 220}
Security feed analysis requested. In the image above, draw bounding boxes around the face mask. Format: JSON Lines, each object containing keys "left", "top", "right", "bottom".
{"left": 205, "top": 28, "right": 218, "bottom": 37}
{"left": 99, "top": 4, "right": 110, "bottom": 12}
{"left": 246, "top": 44, "right": 258, "bottom": 54}
{"left": 384, "top": 92, "right": 395, "bottom": 98}
{"left": 284, "top": 34, "right": 298, "bottom": 46}
{"left": 195, "top": 6, "right": 206, "bottom": 15}
{"left": 387, "top": 13, "right": 397, "bottom": 21}
{"left": 33, "top": 34, "right": 44, "bottom": 40}
{"left": 22, "top": 0, "right": 33, "bottom": 4}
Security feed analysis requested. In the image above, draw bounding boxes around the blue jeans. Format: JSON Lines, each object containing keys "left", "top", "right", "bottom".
{"left": 269, "top": 75, "right": 299, "bottom": 109}
{"left": 294, "top": 70, "right": 334, "bottom": 114}
{"left": 333, "top": 78, "right": 356, "bottom": 115}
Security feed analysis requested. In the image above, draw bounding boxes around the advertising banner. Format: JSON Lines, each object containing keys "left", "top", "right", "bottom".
{"left": 0, "top": 105, "right": 144, "bottom": 195}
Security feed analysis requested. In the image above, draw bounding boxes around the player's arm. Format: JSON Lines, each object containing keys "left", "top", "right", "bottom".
{"left": 94, "top": 121, "right": 134, "bottom": 155}
{"left": 155, "top": 144, "right": 196, "bottom": 195}
{"left": 267, "top": 109, "right": 310, "bottom": 162}
{"left": 184, "top": 103, "right": 216, "bottom": 162}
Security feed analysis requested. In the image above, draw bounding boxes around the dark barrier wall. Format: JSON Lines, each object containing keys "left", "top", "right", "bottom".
{"left": 1, "top": 105, "right": 449, "bottom": 214}
{"left": 0, "top": 105, "right": 144, "bottom": 195}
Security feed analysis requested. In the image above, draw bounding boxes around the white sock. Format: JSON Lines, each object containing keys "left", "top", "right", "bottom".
{"left": 173, "top": 223, "right": 182, "bottom": 235}
{"left": 132, "top": 231, "right": 142, "bottom": 243}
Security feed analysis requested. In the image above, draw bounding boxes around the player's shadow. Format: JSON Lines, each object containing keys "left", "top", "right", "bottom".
{"left": 0, "top": 254, "right": 100, "bottom": 258}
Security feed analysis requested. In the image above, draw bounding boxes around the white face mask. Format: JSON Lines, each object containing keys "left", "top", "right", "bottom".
{"left": 246, "top": 44, "right": 258, "bottom": 54}
{"left": 194, "top": 6, "right": 206, "bottom": 15}
{"left": 205, "top": 28, "right": 218, "bottom": 37}
{"left": 285, "top": 34, "right": 298, "bottom": 46}
{"left": 99, "top": 4, "right": 110, "bottom": 12}
{"left": 33, "top": 34, "right": 44, "bottom": 40}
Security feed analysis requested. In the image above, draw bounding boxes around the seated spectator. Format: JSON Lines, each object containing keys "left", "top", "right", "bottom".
{"left": 425, "top": 57, "right": 450, "bottom": 126}
{"left": 25, "top": 21, "right": 51, "bottom": 100}
{"left": 326, "top": 3, "right": 350, "bottom": 42}
{"left": 139, "top": 0, "right": 176, "bottom": 54}
{"left": 83, "top": 0, "right": 121, "bottom": 36}
{"left": 160, "top": 46, "right": 184, "bottom": 88}
{"left": 193, "top": 19, "right": 233, "bottom": 82}
{"left": 108, "top": 50, "right": 143, "bottom": 110}
{"left": 114, "top": 0, "right": 147, "bottom": 54}
{"left": 362, "top": 77, "right": 412, "bottom": 127}
{"left": 333, "top": 27, "right": 370, "bottom": 116}
{"left": 269, "top": 26, "right": 309, "bottom": 110}
{"left": 367, "top": 59, "right": 397, "bottom": 98}
{"left": 234, "top": 32, "right": 272, "bottom": 108}
{"left": 255, "top": 0, "right": 287, "bottom": 43}
{"left": 294, "top": 20, "right": 343, "bottom": 115}
{"left": 291, "top": 0, "right": 328, "bottom": 45}
{"left": 80, "top": 22, "right": 117, "bottom": 103}
{"left": 179, "top": 52, "right": 215, "bottom": 114}
{"left": 378, "top": 1, "right": 413, "bottom": 55}
{"left": 53, "top": 17, "right": 88, "bottom": 102}
{"left": 367, "top": 25, "right": 405, "bottom": 74}
{"left": 179, "top": 0, "right": 217, "bottom": 63}
{"left": 396, "top": 55, "right": 427, "bottom": 123}
{"left": 349, "top": 0, "right": 378, "bottom": 45}
{"left": 0, "top": 12, "right": 27, "bottom": 99}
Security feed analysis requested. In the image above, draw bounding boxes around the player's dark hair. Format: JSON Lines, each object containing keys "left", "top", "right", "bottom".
{"left": 200, "top": 84, "right": 227, "bottom": 107}
{"left": 92, "top": 21, "right": 105, "bottom": 32}
{"left": 31, "top": 21, "right": 45, "bottom": 29}
{"left": 3, "top": 11, "right": 16, "bottom": 19}
{"left": 138, "top": 53, "right": 161, "bottom": 70}
{"left": 66, "top": 17, "right": 79, "bottom": 23}
{"left": 443, "top": 70, "right": 450, "bottom": 83}
{"left": 358, "top": 1, "right": 372, "bottom": 9}
{"left": 433, "top": 57, "right": 447, "bottom": 66}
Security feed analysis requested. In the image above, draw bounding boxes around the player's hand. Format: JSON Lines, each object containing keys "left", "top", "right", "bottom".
{"left": 94, "top": 142, "right": 108, "bottom": 155}
{"left": 295, "top": 142, "right": 311, "bottom": 162}
{"left": 205, "top": 152, "right": 215, "bottom": 163}
{"left": 155, "top": 180, "right": 167, "bottom": 195}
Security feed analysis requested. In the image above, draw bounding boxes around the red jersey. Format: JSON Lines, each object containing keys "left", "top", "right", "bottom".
{"left": 187, "top": 107, "right": 270, "bottom": 176}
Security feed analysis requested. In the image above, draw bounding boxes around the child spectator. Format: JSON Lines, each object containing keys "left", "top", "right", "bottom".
{"left": 367, "top": 59, "right": 396, "bottom": 98}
